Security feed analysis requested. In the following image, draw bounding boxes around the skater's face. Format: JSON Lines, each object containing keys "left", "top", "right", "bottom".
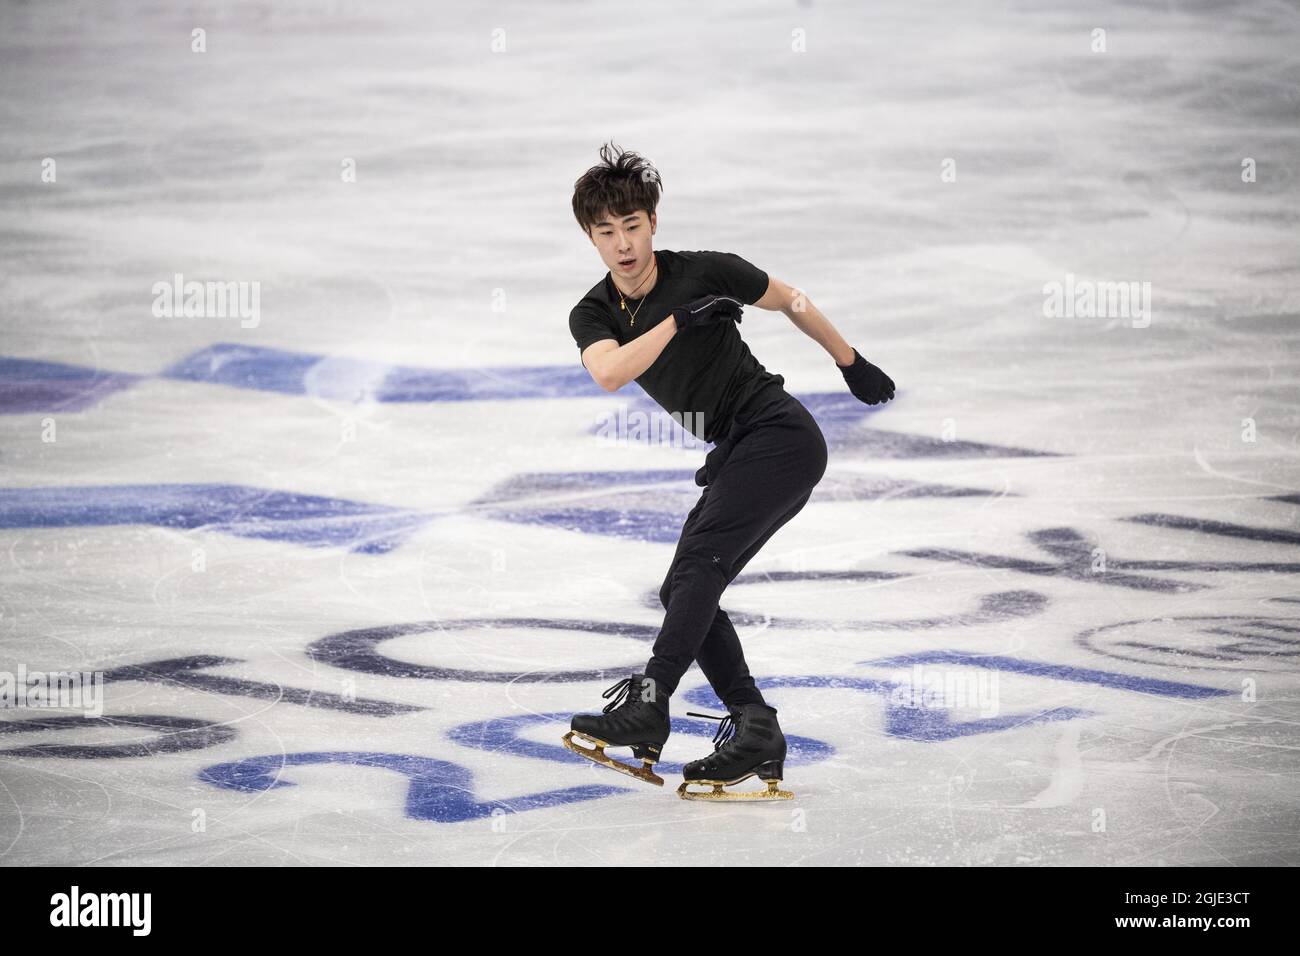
{"left": 589, "top": 208, "right": 656, "bottom": 285}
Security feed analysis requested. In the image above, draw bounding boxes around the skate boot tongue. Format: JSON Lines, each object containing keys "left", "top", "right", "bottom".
{"left": 601, "top": 674, "right": 659, "bottom": 713}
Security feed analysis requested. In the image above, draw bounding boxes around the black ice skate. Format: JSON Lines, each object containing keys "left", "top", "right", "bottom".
{"left": 562, "top": 674, "right": 670, "bottom": 787}
{"left": 679, "top": 702, "right": 793, "bottom": 800}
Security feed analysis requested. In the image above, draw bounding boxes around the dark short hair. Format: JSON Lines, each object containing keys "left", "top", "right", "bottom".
{"left": 572, "top": 142, "right": 663, "bottom": 234}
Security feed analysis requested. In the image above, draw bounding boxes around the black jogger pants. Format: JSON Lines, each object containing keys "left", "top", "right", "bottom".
{"left": 645, "top": 389, "right": 828, "bottom": 707}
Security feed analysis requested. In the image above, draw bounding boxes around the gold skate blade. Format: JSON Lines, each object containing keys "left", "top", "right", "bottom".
{"left": 677, "top": 776, "right": 793, "bottom": 801}
{"left": 562, "top": 731, "right": 664, "bottom": 787}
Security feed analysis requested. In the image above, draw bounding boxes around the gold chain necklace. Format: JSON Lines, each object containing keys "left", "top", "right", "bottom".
{"left": 617, "top": 258, "right": 657, "bottom": 328}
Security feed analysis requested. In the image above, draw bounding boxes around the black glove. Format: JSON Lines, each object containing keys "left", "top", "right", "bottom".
{"left": 838, "top": 347, "right": 895, "bottom": 404}
{"left": 672, "top": 294, "right": 743, "bottom": 331}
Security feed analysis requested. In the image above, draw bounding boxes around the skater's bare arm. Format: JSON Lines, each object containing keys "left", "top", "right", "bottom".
{"left": 754, "top": 276, "right": 856, "bottom": 367}
{"left": 580, "top": 318, "right": 678, "bottom": 391}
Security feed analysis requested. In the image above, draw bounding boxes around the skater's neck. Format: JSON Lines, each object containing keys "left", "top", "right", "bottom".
{"left": 610, "top": 250, "right": 661, "bottom": 300}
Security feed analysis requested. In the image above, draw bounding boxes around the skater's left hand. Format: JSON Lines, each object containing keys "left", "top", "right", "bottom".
{"left": 838, "top": 347, "right": 895, "bottom": 404}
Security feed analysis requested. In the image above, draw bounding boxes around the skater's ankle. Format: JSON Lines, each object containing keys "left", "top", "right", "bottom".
{"left": 638, "top": 673, "right": 675, "bottom": 705}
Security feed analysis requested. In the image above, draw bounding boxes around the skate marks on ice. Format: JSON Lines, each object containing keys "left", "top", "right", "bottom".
{"left": 0, "top": 675, "right": 627, "bottom": 829}
{"left": 54, "top": 340, "right": 1065, "bottom": 470}
{"left": 0, "top": 345, "right": 1071, "bottom": 577}
{"left": 0, "top": 356, "right": 141, "bottom": 413}
{"left": 0, "top": 458, "right": 1021, "bottom": 558}
{"left": 674, "top": 653, "right": 1229, "bottom": 746}
{"left": 470, "top": 465, "right": 1010, "bottom": 544}
{"left": 0, "top": 714, "right": 237, "bottom": 758}
{"left": 1124, "top": 509, "right": 1300, "bottom": 551}
{"left": 0, "top": 475, "right": 1289, "bottom": 837}
{"left": 474, "top": 471, "right": 710, "bottom": 545}
{"left": 1077, "top": 614, "right": 1300, "bottom": 673}
{"left": 0, "top": 609, "right": 1233, "bottom": 831}
{"left": 0, "top": 484, "right": 432, "bottom": 555}
{"left": 639, "top": 582, "right": 1048, "bottom": 633}
{"left": 469, "top": 391, "right": 1040, "bottom": 544}
{"left": 0, "top": 492, "right": 1288, "bottom": 836}
{"left": 0, "top": 344, "right": 606, "bottom": 413}
{"left": 686, "top": 508, "right": 1300, "bottom": 633}
{"left": 0, "top": 344, "right": 1058, "bottom": 460}
{"left": 0, "top": 357, "right": 1028, "bottom": 553}
{"left": 161, "top": 343, "right": 602, "bottom": 404}
{"left": 198, "top": 752, "right": 622, "bottom": 824}
{"left": 306, "top": 617, "right": 662, "bottom": 683}
{"left": 903, "top": 511, "right": 1300, "bottom": 594}
{"left": 98, "top": 656, "right": 424, "bottom": 717}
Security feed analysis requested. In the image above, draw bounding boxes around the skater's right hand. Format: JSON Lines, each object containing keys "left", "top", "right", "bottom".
{"left": 838, "top": 347, "right": 895, "bottom": 404}
{"left": 672, "top": 294, "right": 744, "bottom": 331}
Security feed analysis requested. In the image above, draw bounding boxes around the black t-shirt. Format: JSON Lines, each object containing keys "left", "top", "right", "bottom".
{"left": 568, "top": 248, "right": 787, "bottom": 444}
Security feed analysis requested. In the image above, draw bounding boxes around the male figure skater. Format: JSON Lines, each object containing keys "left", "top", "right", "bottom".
{"left": 561, "top": 143, "right": 895, "bottom": 799}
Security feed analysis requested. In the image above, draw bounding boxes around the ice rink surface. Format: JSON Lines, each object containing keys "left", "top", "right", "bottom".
{"left": 1, "top": 0, "right": 1298, "bottom": 865}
